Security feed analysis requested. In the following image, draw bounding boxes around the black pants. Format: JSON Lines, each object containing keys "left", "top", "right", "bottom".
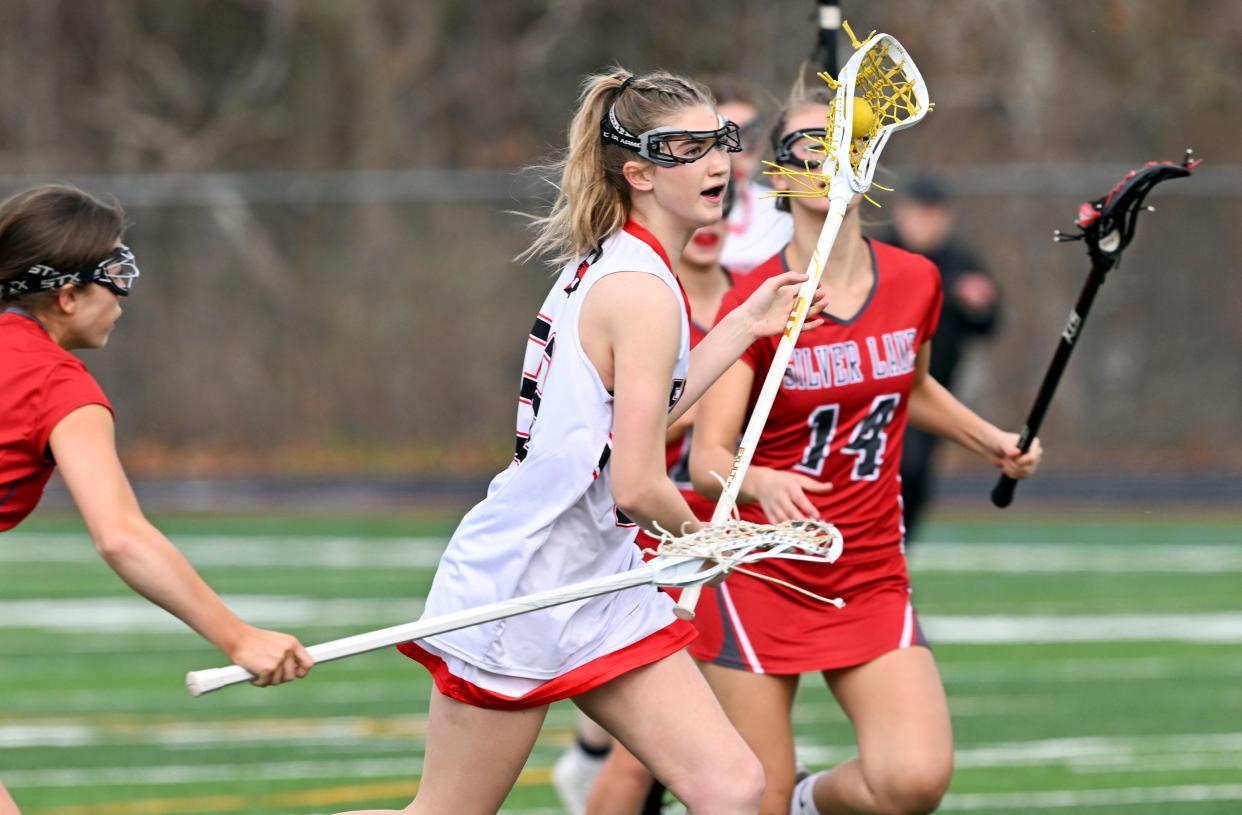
{"left": 900, "top": 428, "right": 940, "bottom": 543}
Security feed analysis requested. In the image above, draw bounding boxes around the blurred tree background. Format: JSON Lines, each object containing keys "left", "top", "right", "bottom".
{"left": 1, "top": 0, "right": 1238, "bottom": 483}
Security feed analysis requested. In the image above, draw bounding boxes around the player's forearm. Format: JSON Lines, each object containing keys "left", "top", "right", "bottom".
{"left": 667, "top": 309, "right": 756, "bottom": 424}
{"left": 908, "top": 374, "right": 996, "bottom": 458}
{"left": 0, "top": 781, "right": 20, "bottom": 815}
{"left": 666, "top": 406, "right": 695, "bottom": 443}
{"left": 613, "top": 475, "right": 702, "bottom": 539}
{"left": 94, "top": 519, "right": 249, "bottom": 653}
{"left": 689, "top": 439, "right": 772, "bottom": 507}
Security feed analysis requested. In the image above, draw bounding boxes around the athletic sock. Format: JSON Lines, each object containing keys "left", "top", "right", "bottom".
{"left": 789, "top": 770, "right": 827, "bottom": 815}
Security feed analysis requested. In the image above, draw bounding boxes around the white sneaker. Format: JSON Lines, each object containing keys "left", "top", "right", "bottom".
{"left": 552, "top": 744, "right": 607, "bottom": 815}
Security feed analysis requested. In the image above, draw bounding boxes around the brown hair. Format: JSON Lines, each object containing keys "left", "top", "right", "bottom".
{"left": 703, "top": 74, "right": 759, "bottom": 109}
{"left": 520, "top": 68, "right": 715, "bottom": 267}
{"left": 0, "top": 185, "right": 125, "bottom": 305}
{"left": 769, "top": 74, "right": 835, "bottom": 213}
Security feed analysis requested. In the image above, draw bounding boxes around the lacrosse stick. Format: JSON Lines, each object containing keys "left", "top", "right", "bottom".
{"left": 674, "top": 23, "right": 931, "bottom": 620}
{"left": 816, "top": 0, "right": 842, "bottom": 73}
{"left": 991, "top": 150, "right": 1201, "bottom": 508}
{"left": 185, "top": 520, "right": 842, "bottom": 696}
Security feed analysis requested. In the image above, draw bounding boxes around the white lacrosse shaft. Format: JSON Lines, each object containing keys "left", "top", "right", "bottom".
{"left": 673, "top": 28, "right": 930, "bottom": 620}
{"left": 187, "top": 554, "right": 707, "bottom": 697}
{"left": 674, "top": 196, "right": 848, "bottom": 620}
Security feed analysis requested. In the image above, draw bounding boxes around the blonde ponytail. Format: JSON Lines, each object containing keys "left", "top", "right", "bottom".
{"left": 520, "top": 68, "right": 714, "bottom": 267}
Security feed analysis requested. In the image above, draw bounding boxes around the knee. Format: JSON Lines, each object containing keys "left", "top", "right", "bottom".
{"left": 676, "top": 749, "right": 765, "bottom": 813}
{"left": 872, "top": 760, "right": 952, "bottom": 815}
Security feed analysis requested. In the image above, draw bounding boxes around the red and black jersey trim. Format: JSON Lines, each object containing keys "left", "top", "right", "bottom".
{"left": 514, "top": 316, "right": 557, "bottom": 465}
{"left": 564, "top": 248, "right": 602, "bottom": 296}
{"left": 529, "top": 313, "right": 552, "bottom": 346}
{"left": 514, "top": 429, "right": 531, "bottom": 462}
{"left": 519, "top": 375, "right": 540, "bottom": 413}
{"left": 592, "top": 438, "right": 636, "bottom": 527}
{"left": 668, "top": 378, "right": 686, "bottom": 411}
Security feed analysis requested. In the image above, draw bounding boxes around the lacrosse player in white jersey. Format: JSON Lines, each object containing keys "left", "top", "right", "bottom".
{"left": 334, "top": 68, "right": 826, "bottom": 815}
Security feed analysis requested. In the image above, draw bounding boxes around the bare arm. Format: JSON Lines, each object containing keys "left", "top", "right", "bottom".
{"left": 665, "top": 403, "right": 696, "bottom": 445}
{"left": 49, "top": 406, "right": 314, "bottom": 685}
{"left": 690, "top": 359, "right": 833, "bottom": 522}
{"left": 667, "top": 271, "right": 827, "bottom": 425}
{"left": 0, "top": 781, "right": 18, "bottom": 815}
{"left": 581, "top": 273, "right": 701, "bottom": 537}
{"left": 907, "top": 343, "right": 1042, "bottom": 479}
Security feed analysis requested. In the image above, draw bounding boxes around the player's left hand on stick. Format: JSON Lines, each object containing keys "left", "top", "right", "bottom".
{"left": 987, "top": 431, "right": 1042, "bottom": 480}
{"left": 741, "top": 271, "right": 828, "bottom": 339}
{"left": 228, "top": 625, "right": 315, "bottom": 687}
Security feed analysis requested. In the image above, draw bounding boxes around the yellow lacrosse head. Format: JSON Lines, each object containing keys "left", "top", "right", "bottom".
{"left": 765, "top": 21, "right": 932, "bottom": 207}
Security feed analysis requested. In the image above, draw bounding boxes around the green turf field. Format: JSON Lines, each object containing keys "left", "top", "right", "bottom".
{"left": 2, "top": 509, "right": 1240, "bottom": 814}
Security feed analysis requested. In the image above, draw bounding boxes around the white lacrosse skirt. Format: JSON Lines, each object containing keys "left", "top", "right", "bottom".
{"left": 399, "top": 221, "right": 696, "bottom": 709}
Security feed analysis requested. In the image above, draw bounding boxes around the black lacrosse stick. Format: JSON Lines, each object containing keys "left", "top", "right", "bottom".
{"left": 814, "top": 0, "right": 842, "bottom": 73}
{"left": 991, "top": 150, "right": 1201, "bottom": 508}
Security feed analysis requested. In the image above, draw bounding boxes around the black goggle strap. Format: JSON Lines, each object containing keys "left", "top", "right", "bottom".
{"left": 601, "top": 104, "right": 645, "bottom": 154}
{"left": 774, "top": 128, "right": 830, "bottom": 166}
{"left": 0, "top": 244, "right": 139, "bottom": 300}
{"left": 601, "top": 111, "right": 742, "bottom": 166}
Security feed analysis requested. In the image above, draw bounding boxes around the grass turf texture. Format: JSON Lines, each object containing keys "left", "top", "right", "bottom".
{"left": 2, "top": 508, "right": 1239, "bottom": 814}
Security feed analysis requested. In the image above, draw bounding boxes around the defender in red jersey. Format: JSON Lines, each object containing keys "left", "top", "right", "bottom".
{"left": 0, "top": 186, "right": 313, "bottom": 813}
{"left": 688, "top": 88, "right": 1042, "bottom": 815}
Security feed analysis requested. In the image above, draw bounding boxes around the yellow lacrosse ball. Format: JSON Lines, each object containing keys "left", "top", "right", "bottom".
{"left": 851, "top": 97, "right": 874, "bottom": 138}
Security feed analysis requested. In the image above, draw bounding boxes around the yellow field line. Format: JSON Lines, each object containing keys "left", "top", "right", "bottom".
{"left": 2, "top": 713, "right": 573, "bottom": 743}
{"left": 34, "top": 768, "right": 552, "bottom": 815}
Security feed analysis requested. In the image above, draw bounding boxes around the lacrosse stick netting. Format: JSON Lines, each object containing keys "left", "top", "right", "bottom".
{"left": 674, "top": 23, "right": 931, "bottom": 620}
{"left": 651, "top": 518, "right": 845, "bottom": 607}
{"left": 186, "top": 520, "right": 843, "bottom": 696}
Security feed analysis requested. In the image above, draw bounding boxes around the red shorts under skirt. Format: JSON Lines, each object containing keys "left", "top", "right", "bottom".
{"left": 687, "top": 577, "right": 926, "bottom": 675}
{"left": 397, "top": 619, "right": 697, "bottom": 710}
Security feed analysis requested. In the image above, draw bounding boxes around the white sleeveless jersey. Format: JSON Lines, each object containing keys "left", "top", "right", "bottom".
{"left": 419, "top": 222, "right": 691, "bottom": 687}
{"left": 721, "top": 179, "right": 794, "bottom": 274}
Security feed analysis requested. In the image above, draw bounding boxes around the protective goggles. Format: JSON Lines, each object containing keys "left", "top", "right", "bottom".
{"left": 0, "top": 244, "right": 141, "bottom": 300}
{"left": 601, "top": 109, "right": 742, "bottom": 167}
{"left": 773, "top": 128, "right": 830, "bottom": 168}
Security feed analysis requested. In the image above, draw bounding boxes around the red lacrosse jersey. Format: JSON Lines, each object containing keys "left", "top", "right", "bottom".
{"left": 713, "top": 240, "right": 942, "bottom": 599}
{"left": 0, "top": 310, "right": 112, "bottom": 531}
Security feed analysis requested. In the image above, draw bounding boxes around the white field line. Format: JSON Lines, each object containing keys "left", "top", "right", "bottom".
{"left": 0, "top": 714, "right": 430, "bottom": 748}
{"left": 0, "top": 694, "right": 1054, "bottom": 750}
{"left": 0, "top": 535, "right": 448, "bottom": 568}
{"left": 796, "top": 731, "right": 1242, "bottom": 771}
{"left": 1, "top": 756, "right": 423, "bottom": 788}
{"left": 911, "top": 543, "right": 1242, "bottom": 573}
{"left": 0, "top": 707, "right": 581, "bottom": 748}
{"left": 3, "top": 534, "right": 1241, "bottom": 572}
{"left": 0, "top": 596, "right": 423, "bottom": 632}
{"left": 11, "top": 657, "right": 1236, "bottom": 717}
{"left": 2, "top": 596, "right": 1239, "bottom": 644}
{"left": 941, "top": 783, "right": 1242, "bottom": 810}
{"left": 940, "top": 653, "right": 1242, "bottom": 684}
{"left": 0, "top": 681, "right": 430, "bottom": 713}
{"left": 502, "top": 785, "right": 1242, "bottom": 815}
{"left": 922, "top": 613, "right": 1242, "bottom": 644}
{"left": 4, "top": 731, "right": 1242, "bottom": 790}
